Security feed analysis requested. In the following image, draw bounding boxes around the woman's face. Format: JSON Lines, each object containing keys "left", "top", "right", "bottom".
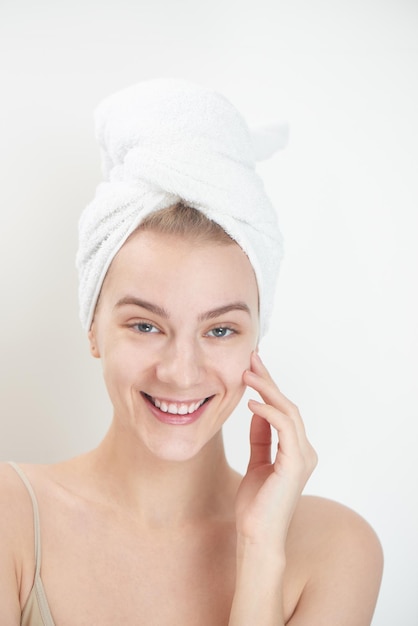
{"left": 89, "top": 229, "right": 259, "bottom": 462}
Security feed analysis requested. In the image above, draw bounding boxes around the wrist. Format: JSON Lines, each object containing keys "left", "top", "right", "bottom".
{"left": 235, "top": 536, "right": 286, "bottom": 587}
{"left": 230, "top": 542, "right": 286, "bottom": 626}
{"left": 236, "top": 534, "right": 286, "bottom": 568}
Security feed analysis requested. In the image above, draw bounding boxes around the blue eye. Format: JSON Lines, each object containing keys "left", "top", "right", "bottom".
{"left": 134, "top": 322, "right": 159, "bottom": 333}
{"left": 207, "top": 327, "right": 234, "bottom": 338}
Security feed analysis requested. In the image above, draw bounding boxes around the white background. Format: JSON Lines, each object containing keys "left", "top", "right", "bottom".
{"left": 0, "top": 1, "right": 417, "bottom": 623}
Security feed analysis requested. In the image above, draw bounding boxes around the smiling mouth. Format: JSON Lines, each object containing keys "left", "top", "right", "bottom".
{"left": 142, "top": 393, "right": 211, "bottom": 415}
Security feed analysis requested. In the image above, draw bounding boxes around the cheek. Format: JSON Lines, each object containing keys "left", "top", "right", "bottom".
{"left": 101, "top": 341, "right": 143, "bottom": 389}
{"left": 214, "top": 344, "right": 253, "bottom": 391}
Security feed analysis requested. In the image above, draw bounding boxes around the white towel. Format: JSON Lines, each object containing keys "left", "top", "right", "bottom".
{"left": 76, "top": 78, "right": 287, "bottom": 337}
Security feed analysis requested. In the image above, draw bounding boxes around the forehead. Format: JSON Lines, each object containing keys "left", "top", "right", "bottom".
{"left": 102, "top": 229, "right": 259, "bottom": 309}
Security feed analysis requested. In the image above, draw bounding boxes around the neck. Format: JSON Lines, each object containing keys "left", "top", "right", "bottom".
{"left": 86, "top": 421, "right": 239, "bottom": 528}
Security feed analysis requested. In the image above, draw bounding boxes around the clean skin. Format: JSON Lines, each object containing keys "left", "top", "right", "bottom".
{"left": 89, "top": 229, "right": 260, "bottom": 466}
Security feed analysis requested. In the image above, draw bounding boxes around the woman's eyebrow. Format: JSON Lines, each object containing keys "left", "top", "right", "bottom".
{"left": 114, "top": 296, "right": 169, "bottom": 318}
{"left": 198, "top": 302, "right": 251, "bottom": 321}
{"left": 114, "top": 296, "right": 250, "bottom": 320}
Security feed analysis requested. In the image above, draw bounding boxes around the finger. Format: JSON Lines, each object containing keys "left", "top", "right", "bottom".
{"left": 249, "top": 399, "right": 300, "bottom": 461}
{"left": 250, "top": 399, "right": 318, "bottom": 480}
{"left": 244, "top": 353, "right": 307, "bottom": 443}
{"left": 248, "top": 412, "right": 272, "bottom": 469}
{"left": 245, "top": 353, "right": 297, "bottom": 416}
{"left": 244, "top": 369, "right": 302, "bottom": 432}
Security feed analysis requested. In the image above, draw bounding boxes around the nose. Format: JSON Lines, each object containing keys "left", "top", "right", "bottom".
{"left": 155, "top": 337, "right": 204, "bottom": 389}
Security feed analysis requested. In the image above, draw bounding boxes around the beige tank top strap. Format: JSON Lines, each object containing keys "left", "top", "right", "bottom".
{"left": 8, "top": 461, "right": 43, "bottom": 577}
{"left": 8, "top": 462, "right": 57, "bottom": 626}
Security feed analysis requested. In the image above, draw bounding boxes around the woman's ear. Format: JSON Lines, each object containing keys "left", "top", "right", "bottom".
{"left": 88, "top": 325, "right": 100, "bottom": 359}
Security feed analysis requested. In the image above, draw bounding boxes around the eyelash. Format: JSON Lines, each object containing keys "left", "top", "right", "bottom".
{"left": 206, "top": 327, "right": 236, "bottom": 338}
{"left": 130, "top": 322, "right": 160, "bottom": 334}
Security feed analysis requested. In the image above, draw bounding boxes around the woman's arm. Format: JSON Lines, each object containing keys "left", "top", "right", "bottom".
{"left": 228, "top": 353, "right": 383, "bottom": 625}
{"left": 228, "top": 538, "right": 286, "bottom": 625}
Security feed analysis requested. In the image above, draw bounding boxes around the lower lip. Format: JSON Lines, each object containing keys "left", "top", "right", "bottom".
{"left": 142, "top": 394, "right": 212, "bottom": 426}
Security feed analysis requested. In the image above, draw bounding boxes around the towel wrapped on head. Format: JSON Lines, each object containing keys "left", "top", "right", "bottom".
{"left": 76, "top": 78, "right": 287, "bottom": 337}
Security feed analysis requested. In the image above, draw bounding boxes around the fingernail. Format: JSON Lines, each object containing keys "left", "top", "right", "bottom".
{"left": 248, "top": 398, "right": 261, "bottom": 406}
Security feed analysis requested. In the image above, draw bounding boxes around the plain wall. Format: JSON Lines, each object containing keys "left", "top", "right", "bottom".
{"left": 1, "top": 1, "right": 417, "bottom": 623}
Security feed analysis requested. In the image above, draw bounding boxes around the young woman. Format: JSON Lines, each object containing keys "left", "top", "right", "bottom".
{"left": 0, "top": 80, "right": 383, "bottom": 625}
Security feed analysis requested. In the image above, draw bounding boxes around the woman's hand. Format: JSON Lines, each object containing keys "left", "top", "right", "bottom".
{"left": 231, "top": 354, "right": 382, "bottom": 626}
{"left": 235, "top": 352, "right": 318, "bottom": 550}
{"left": 229, "top": 353, "right": 317, "bottom": 625}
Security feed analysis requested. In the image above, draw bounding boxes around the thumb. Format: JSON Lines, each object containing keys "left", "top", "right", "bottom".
{"left": 248, "top": 411, "right": 272, "bottom": 470}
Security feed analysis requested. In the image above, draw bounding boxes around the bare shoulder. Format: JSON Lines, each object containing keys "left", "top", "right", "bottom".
{"left": 0, "top": 461, "right": 41, "bottom": 560}
{"left": 292, "top": 495, "right": 383, "bottom": 551}
{"left": 0, "top": 462, "right": 37, "bottom": 622}
{"left": 286, "top": 496, "right": 383, "bottom": 625}
{"left": 0, "top": 461, "right": 33, "bottom": 529}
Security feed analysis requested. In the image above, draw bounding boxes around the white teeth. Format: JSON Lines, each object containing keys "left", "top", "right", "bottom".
{"left": 149, "top": 396, "right": 206, "bottom": 415}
